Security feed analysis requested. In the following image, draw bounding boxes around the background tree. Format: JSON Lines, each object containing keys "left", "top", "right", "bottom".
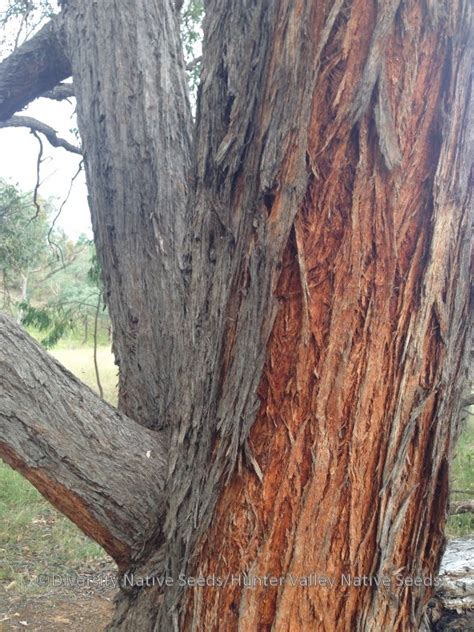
{"left": 0, "top": 179, "right": 109, "bottom": 349}
{"left": 0, "top": 1, "right": 471, "bottom": 631}
{"left": 0, "top": 178, "right": 51, "bottom": 315}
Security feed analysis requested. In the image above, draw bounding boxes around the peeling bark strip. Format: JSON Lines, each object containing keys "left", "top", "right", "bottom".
{"left": 61, "top": 0, "right": 193, "bottom": 429}
{"left": 0, "top": 18, "right": 71, "bottom": 121}
{"left": 0, "top": 314, "right": 167, "bottom": 570}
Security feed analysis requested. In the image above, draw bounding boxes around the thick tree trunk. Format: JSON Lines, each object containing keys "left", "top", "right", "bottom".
{"left": 0, "top": 0, "right": 470, "bottom": 631}
{"left": 117, "top": 1, "right": 471, "bottom": 630}
{"left": 61, "top": 0, "right": 193, "bottom": 429}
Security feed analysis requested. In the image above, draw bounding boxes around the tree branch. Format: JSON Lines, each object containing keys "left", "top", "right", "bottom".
{"left": 0, "top": 18, "right": 71, "bottom": 121}
{"left": 62, "top": 0, "right": 193, "bottom": 429}
{"left": 0, "top": 115, "right": 82, "bottom": 154}
{"left": 449, "top": 499, "right": 474, "bottom": 515}
{"left": 0, "top": 313, "right": 167, "bottom": 570}
{"left": 41, "top": 82, "right": 74, "bottom": 101}
{"left": 186, "top": 56, "right": 202, "bottom": 72}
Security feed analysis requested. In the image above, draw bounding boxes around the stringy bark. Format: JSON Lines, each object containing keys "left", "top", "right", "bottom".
{"left": 182, "top": 2, "right": 471, "bottom": 630}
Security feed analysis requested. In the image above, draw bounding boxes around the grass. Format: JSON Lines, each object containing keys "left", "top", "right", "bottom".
{"left": 0, "top": 344, "right": 117, "bottom": 593}
{"left": 446, "top": 412, "right": 474, "bottom": 537}
{"left": 50, "top": 346, "right": 118, "bottom": 405}
{"left": 0, "top": 344, "right": 472, "bottom": 595}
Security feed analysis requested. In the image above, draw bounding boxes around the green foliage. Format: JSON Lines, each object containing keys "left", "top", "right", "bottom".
{"left": 0, "top": 180, "right": 110, "bottom": 347}
{"left": 181, "top": 0, "right": 204, "bottom": 95}
{"left": 0, "top": 179, "right": 50, "bottom": 279}
{"left": 20, "top": 240, "right": 109, "bottom": 348}
{"left": 87, "top": 247, "right": 102, "bottom": 288}
{"left": 19, "top": 301, "right": 73, "bottom": 348}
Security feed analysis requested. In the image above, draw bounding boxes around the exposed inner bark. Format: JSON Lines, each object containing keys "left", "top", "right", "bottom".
{"left": 179, "top": 2, "right": 471, "bottom": 630}
{"left": 105, "top": 0, "right": 470, "bottom": 629}
{"left": 0, "top": 314, "right": 167, "bottom": 570}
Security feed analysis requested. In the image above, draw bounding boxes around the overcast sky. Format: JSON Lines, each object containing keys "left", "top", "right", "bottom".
{"left": 0, "top": 0, "right": 91, "bottom": 240}
{"left": 0, "top": 94, "right": 92, "bottom": 240}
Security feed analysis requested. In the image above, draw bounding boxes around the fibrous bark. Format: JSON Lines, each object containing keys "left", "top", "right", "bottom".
{"left": 157, "top": 0, "right": 470, "bottom": 630}
{"left": 61, "top": 0, "right": 193, "bottom": 429}
{"left": 0, "top": 313, "right": 167, "bottom": 570}
{"left": 181, "top": 4, "right": 469, "bottom": 632}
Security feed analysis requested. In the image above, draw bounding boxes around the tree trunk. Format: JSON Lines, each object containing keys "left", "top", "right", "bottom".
{"left": 61, "top": 0, "right": 193, "bottom": 429}
{"left": 0, "top": 0, "right": 471, "bottom": 630}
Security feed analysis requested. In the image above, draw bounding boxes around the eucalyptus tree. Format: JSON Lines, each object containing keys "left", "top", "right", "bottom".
{"left": 0, "top": 0, "right": 471, "bottom": 630}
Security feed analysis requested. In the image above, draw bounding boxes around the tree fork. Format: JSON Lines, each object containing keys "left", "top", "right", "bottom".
{"left": 0, "top": 0, "right": 470, "bottom": 630}
{"left": 0, "top": 314, "right": 167, "bottom": 570}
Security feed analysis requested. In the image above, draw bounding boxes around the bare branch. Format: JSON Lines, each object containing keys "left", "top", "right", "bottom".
{"left": 0, "top": 115, "right": 82, "bottom": 154}
{"left": 41, "top": 82, "right": 74, "bottom": 101}
{"left": 449, "top": 499, "right": 474, "bottom": 515}
{"left": 31, "top": 130, "right": 44, "bottom": 220}
{"left": 186, "top": 55, "right": 202, "bottom": 72}
{"left": 47, "top": 159, "right": 84, "bottom": 262}
{"left": 0, "top": 18, "right": 71, "bottom": 121}
{"left": 0, "top": 313, "right": 167, "bottom": 570}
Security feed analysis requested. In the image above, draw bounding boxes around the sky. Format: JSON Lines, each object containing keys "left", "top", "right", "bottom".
{"left": 0, "top": 0, "right": 91, "bottom": 241}
{"left": 0, "top": 96, "right": 92, "bottom": 240}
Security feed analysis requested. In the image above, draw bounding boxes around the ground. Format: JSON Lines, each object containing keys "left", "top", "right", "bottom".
{"left": 0, "top": 343, "right": 472, "bottom": 631}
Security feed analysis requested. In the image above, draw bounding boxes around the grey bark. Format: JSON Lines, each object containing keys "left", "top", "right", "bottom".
{"left": 60, "top": 0, "right": 193, "bottom": 430}
{"left": 158, "top": 2, "right": 326, "bottom": 623}
{"left": 0, "top": 1, "right": 471, "bottom": 630}
{"left": 0, "top": 18, "right": 71, "bottom": 121}
{"left": 0, "top": 313, "right": 167, "bottom": 569}
{"left": 41, "top": 82, "right": 74, "bottom": 101}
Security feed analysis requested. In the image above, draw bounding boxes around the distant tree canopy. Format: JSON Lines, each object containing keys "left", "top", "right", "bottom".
{"left": 0, "top": 179, "right": 109, "bottom": 346}
{"left": 0, "top": 179, "right": 50, "bottom": 287}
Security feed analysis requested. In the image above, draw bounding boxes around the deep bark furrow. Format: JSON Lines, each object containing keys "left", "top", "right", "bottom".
{"left": 0, "top": 18, "right": 71, "bottom": 121}
{"left": 0, "top": 314, "right": 167, "bottom": 569}
{"left": 149, "top": 2, "right": 332, "bottom": 626}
